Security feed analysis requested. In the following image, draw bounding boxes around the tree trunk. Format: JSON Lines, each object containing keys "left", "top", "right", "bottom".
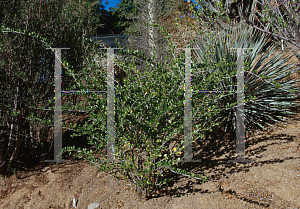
{"left": 1, "top": 81, "right": 20, "bottom": 174}
{"left": 148, "top": 0, "right": 156, "bottom": 65}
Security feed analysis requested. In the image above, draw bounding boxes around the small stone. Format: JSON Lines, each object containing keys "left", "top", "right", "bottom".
{"left": 88, "top": 203, "right": 99, "bottom": 209}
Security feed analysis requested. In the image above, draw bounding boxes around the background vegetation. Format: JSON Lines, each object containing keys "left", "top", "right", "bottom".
{"left": 0, "top": 0, "right": 299, "bottom": 200}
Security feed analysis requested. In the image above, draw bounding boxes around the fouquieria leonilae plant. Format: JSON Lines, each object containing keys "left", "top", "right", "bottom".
{"left": 59, "top": 22, "right": 240, "bottom": 199}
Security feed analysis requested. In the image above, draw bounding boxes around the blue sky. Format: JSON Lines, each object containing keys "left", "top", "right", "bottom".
{"left": 103, "top": 0, "right": 201, "bottom": 16}
{"left": 102, "top": 0, "right": 119, "bottom": 11}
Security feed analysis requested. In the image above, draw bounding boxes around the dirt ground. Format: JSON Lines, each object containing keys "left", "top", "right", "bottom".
{"left": 0, "top": 109, "right": 299, "bottom": 209}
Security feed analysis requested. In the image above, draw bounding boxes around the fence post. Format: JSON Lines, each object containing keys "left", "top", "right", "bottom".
{"left": 228, "top": 48, "right": 253, "bottom": 163}
{"left": 45, "top": 48, "right": 71, "bottom": 163}
{"left": 107, "top": 48, "right": 117, "bottom": 162}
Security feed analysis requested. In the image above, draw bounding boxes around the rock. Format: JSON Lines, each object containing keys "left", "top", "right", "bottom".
{"left": 88, "top": 203, "right": 99, "bottom": 209}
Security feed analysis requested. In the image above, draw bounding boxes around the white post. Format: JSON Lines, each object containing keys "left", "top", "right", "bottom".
{"left": 45, "top": 48, "right": 70, "bottom": 163}
{"left": 148, "top": 0, "right": 156, "bottom": 64}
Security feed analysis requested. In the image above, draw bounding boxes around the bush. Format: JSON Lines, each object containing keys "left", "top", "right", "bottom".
{"left": 61, "top": 23, "right": 238, "bottom": 199}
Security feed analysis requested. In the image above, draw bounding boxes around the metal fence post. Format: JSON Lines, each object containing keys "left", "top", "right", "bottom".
{"left": 228, "top": 48, "right": 253, "bottom": 163}
{"left": 45, "top": 48, "right": 71, "bottom": 163}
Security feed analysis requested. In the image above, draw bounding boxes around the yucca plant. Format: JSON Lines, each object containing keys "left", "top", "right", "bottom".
{"left": 191, "top": 22, "right": 300, "bottom": 140}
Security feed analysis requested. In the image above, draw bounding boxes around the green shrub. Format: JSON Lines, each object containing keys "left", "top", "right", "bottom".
{"left": 61, "top": 23, "right": 237, "bottom": 199}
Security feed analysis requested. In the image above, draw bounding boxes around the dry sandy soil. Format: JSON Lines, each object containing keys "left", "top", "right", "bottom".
{"left": 0, "top": 110, "right": 299, "bottom": 209}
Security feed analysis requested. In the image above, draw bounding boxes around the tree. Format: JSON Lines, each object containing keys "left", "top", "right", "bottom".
{"left": 188, "top": 0, "right": 300, "bottom": 54}
{"left": 239, "top": 0, "right": 300, "bottom": 54}
{"left": 91, "top": 0, "right": 142, "bottom": 35}
{"left": 106, "top": 0, "right": 139, "bottom": 34}
{"left": 64, "top": 0, "right": 102, "bottom": 37}
{"left": 118, "top": 0, "right": 198, "bottom": 70}
{"left": 0, "top": 0, "right": 104, "bottom": 175}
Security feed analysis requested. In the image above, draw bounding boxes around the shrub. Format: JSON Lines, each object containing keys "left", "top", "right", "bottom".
{"left": 61, "top": 23, "right": 238, "bottom": 199}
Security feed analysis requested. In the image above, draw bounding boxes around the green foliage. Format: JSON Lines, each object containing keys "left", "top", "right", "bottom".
{"left": 95, "top": 0, "right": 143, "bottom": 35}
{"left": 61, "top": 22, "right": 238, "bottom": 199}
{"left": 0, "top": 0, "right": 104, "bottom": 175}
{"left": 3, "top": 0, "right": 300, "bottom": 199}
{"left": 108, "top": 0, "right": 138, "bottom": 34}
